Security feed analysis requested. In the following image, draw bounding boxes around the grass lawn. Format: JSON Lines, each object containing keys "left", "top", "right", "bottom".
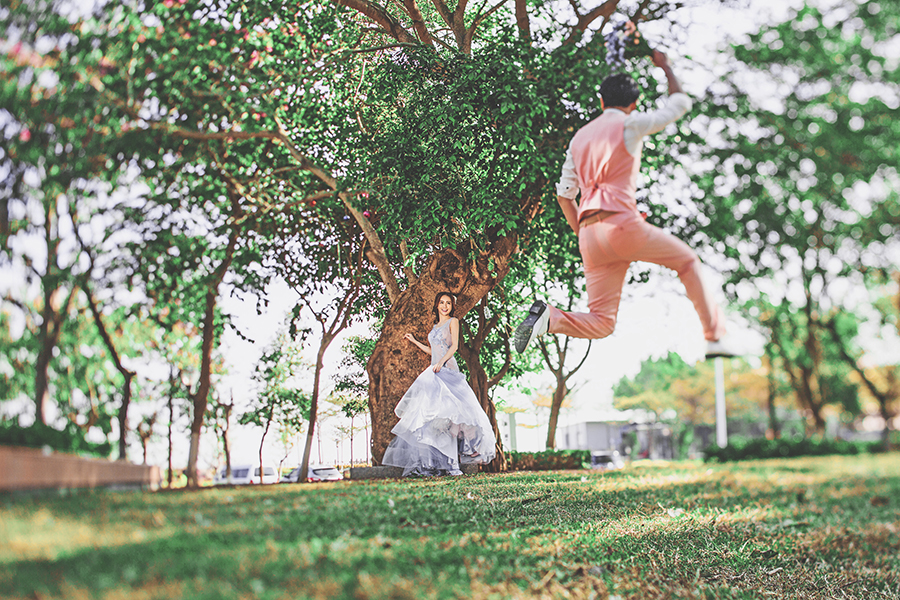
{"left": 1, "top": 453, "right": 899, "bottom": 599}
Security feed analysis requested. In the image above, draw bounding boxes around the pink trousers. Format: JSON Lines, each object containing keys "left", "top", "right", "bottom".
{"left": 549, "top": 211, "right": 725, "bottom": 341}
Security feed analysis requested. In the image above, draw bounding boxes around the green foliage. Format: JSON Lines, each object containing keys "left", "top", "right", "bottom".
{"left": 614, "top": 351, "right": 692, "bottom": 398}
{"left": 691, "top": 1, "right": 898, "bottom": 428}
{"left": 0, "top": 421, "right": 113, "bottom": 458}
{"left": 240, "top": 339, "right": 311, "bottom": 431}
{"left": 506, "top": 449, "right": 591, "bottom": 471}
{"left": 703, "top": 435, "right": 884, "bottom": 463}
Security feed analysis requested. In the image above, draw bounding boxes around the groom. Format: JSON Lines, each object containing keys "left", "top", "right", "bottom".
{"left": 515, "top": 50, "right": 740, "bottom": 359}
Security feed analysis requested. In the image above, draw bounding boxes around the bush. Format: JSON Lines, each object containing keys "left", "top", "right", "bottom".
{"left": 703, "top": 436, "right": 884, "bottom": 463}
{"left": 506, "top": 449, "right": 591, "bottom": 471}
{"left": 0, "top": 420, "right": 113, "bottom": 458}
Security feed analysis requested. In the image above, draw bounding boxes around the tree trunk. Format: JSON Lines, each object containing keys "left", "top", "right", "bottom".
{"left": 349, "top": 415, "right": 355, "bottom": 466}
{"left": 259, "top": 412, "right": 272, "bottom": 485}
{"left": 546, "top": 375, "right": 566, "bottom": 450}
{"left": 117, "top": 373, "right": 134, "bottom": 460}
{"left": 186, "top": 288, "right": 221, "bottom": 487}
{"left": 34, "top": 287, "right": 72, "bottom": 424}
{"left": 222, "top": 400, "right": 233, "bottom": 483}
{"left": 765, "top": 356, "right": 780, "bottom": 439}
{"left": 459, "top": 354, "right": 507, "bottom": 472}
{"left": 185, "top": 231, "right": 236, "bottom": 488}
{"left": 300, "top": 342, "right": 329, "bottom": 482}
{"left": 167, "top": 371, "right": 175, "bottom": 487}
{"left": 84, "top": 284, "right": 137, "bottom": 461}
{"left": 367, "top": 239, "right": 516, "bottom": 464}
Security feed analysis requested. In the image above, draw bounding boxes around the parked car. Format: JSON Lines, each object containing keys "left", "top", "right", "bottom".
{"left": 590, "top": 450, "right": 625, "bottom": 471}
{"left": 281, "top": 465, "right": 344, "bottom": 483}
{"left": 213, "top": 464, "right": 279, "bottom": 485}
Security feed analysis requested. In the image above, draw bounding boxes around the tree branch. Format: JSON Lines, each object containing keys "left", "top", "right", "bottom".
{"left": 464, "top": 0, "right": 509, "bottom": 52}
{"left": 430, "top": 0, "right": 455, "bottom": 30}
{"left": 514, "top": 0, "right": 531, "bottom": 40}
{"left": 333, "top": 0, "right": 420, "bottom": 44}
{"left": 399, "top": 238, "right": 417, "bottom": 285}
{"left": 563, "top": 0, "right": 619, "bottom": 45}
{"left": 401, "top": 0, "right": 436, "bottom": 46}
{"left": 564, "top": 340, "right": 592, "bottom": 383}
{"left": 487, "top": 332, "right": 512, "bottom": 388}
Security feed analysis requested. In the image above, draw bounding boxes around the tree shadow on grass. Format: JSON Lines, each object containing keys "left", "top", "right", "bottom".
{"left": 1, "top": 455, "right": 898, "bottom": 598}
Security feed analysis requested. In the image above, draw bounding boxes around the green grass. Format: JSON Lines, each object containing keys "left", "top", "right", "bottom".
{"left": 1, "top": 454, "right": 899, "bottom": 599}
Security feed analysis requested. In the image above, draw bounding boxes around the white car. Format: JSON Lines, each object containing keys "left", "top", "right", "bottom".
{"left": 214, "top": 464, "right": 279, "bottom": 485}
{"left": 281, "top": 465, "right": 344, "bottom": 483}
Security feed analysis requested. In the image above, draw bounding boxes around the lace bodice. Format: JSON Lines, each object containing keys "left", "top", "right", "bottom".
{"left": 428, "top": 319, "right": 459, "bottom": 371}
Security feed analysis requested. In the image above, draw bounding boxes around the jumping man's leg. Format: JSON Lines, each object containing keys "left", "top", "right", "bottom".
{"left": 515, "top": 217, "right": 631, "bottom": 351}
{"left": 614, "top": 213, "right": 725, "bottom": 342}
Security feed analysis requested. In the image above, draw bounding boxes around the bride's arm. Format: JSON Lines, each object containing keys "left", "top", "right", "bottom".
{"left": 433, "top": 318, "right": 460, "bottom": 372}
{"left": 404, "top": 332, "right": 431, "bottom": 355}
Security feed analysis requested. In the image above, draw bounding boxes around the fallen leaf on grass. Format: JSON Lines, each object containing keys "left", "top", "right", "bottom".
{"left": 658, "top": 502, "right": 685, "bottom": 518}
{"left": 870, "top": 496, "right": 888, "bottom": 507}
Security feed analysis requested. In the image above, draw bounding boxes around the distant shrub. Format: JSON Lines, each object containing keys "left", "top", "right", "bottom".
{"left": 0, "top": 421, "right": 113, "bottom": 458}
{"left": 703, "top": 436, "right": 884, "bottom": 463}
{"left": 506, "top": 449, "right": 591, "bottom": 471}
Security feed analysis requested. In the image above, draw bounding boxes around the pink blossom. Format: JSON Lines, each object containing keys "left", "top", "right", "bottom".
{"left": 163, "top": 0, "right": 174, "bottom": 7}
{"left": 363, "top": 211, "right": 371, "bottom": 218}
{"left": 19, "top": 128, "right": 31, "bottom": 142}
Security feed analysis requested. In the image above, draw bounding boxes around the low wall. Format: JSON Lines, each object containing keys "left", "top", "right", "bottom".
{"left": 0, "top": 446, "right": 161, "bottom": 492}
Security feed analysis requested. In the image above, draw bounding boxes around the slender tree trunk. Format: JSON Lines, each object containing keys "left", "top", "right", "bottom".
{"left": 222, "top": 396, "right": 233, "bottom": 483}
{"left": 35, "top": 287, "right": 72, "bottom": 424}
{"left": 83, "top": 285, "right": 137, "bottom": 460}
{"left": 116, "top": 373, "right": 134, "bottom": 460}
{"left": 367, "top": 240, "right": 516, "bottom": 464}
{"left": 301, "top": 342, "right": 330, "bottom": 482}
{"left": 259, "top": 412, "right": 272, "bottom": 485}
{"left": 546, "top": 376, "right": 566, "bottom": 450}
{"left": 167, "top": 376, "right": 175, "bottom": 487}
{"left": 766, "top": 358, "right": 780, "bottom": 439}
{"left": 459, "top": 356, "right": 507, "bottom": 472}
{"left": 186, "top": 231, "right": 237, "bottom": 487}
{"left": 538, "top": 332, "right": 590, "bottom": 450}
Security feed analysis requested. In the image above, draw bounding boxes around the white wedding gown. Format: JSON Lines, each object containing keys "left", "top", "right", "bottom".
{"left": 381, "top": 319, "right": 497, "bottom": 476}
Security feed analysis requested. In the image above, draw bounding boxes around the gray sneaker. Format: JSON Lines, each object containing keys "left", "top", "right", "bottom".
{"left": 514, "top": 301, "right": 549, "bottom": 353}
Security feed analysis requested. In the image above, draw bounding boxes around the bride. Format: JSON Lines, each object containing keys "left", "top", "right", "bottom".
{"left": 381, "top": 292, "right": 497, "bottom": 476}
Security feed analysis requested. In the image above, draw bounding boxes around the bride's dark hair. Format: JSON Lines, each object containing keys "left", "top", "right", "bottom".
{"left": 432, "top": 291, "right": 456, "bottom": 322}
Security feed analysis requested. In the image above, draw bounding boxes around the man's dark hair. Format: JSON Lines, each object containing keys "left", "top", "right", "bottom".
{"left": 600, "top": 73, "right": 641, "bottom": 108}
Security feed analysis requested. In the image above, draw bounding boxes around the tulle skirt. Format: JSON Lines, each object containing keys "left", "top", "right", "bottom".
{"left": 382, "top": 366, "right": 497, "bottom": 477}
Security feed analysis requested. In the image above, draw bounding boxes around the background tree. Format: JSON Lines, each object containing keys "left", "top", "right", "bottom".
{"left": 240, "top": 337, "right": 310, "bottom": 483}
{"left": 694, "top": 1, "right": 900, "bottom": 433}
{"left": 208, "top": 390, "right": 236, "bottom": 483}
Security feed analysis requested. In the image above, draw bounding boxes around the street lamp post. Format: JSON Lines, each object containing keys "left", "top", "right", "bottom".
{"left": 715, "top": 357, "right": 727, "bottom": 448}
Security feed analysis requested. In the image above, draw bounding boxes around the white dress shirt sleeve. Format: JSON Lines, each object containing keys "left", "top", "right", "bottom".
{"left": 623, "top": 92, "right": 692, "bottom": 156}
{"left": 555, "top": 146, "right": 579, "bottom": 199}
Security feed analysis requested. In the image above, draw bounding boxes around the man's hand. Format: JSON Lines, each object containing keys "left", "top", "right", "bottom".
{"left": 651, "top": 49, "right": 669, "bottom": 69}
{"left": 651, "top": 49, "right": 683, "bottom": 96}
